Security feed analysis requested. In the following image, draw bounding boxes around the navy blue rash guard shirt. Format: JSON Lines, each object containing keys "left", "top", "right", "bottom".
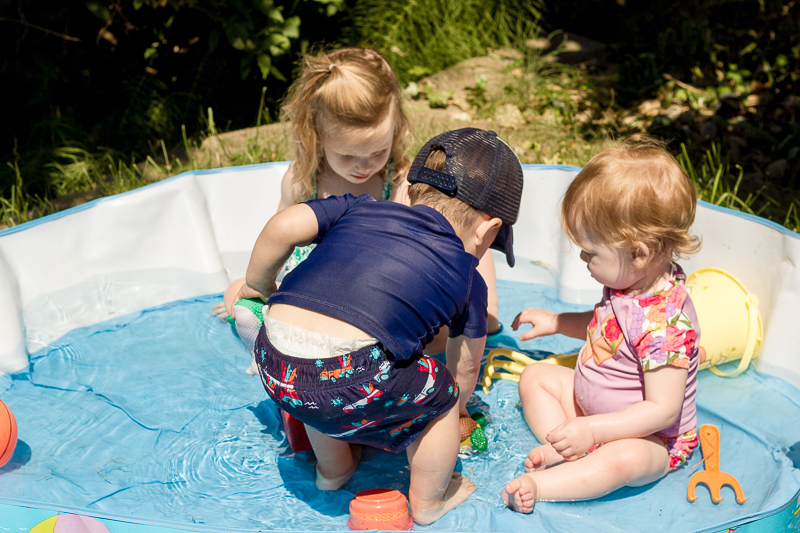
{"left": 267, "top": 194, "right": 488, "bottom": 360}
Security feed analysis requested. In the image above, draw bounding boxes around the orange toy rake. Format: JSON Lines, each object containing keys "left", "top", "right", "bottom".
{"left": 687, "top": 424, "right": 747, "bottom": 504}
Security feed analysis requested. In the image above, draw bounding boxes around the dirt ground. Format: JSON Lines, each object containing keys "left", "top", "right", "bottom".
{"left": 198, "top": 46, "right": 613, "bottom": 169}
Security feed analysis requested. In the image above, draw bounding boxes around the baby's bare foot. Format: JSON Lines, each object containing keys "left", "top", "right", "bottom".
{"left": 524, "top": 444, "right": 563, "bottom": 473}
{"left": 501, "top": 473, "right": 539, "bottom": 514}
{"left": 412, "top": 473, "right": 476, "bottom": 525}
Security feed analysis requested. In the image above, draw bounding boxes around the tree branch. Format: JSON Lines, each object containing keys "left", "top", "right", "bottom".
{"left": 0, "top": 17, "right": 81, "bottom": 42}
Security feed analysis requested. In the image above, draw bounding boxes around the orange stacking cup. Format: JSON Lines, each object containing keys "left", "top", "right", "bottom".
{"left": 347, "top": 488, "right": 412, "bottom": 530}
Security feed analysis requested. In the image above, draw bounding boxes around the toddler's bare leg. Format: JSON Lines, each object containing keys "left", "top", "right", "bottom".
{"left": 477, "top": 252, "right": 500, "bottom": 333}
{"left": 305, "top": 424, "right": 361, "bottom": 491}
{"left": 518, "top": 363, "right": 578, "bottom": 470}
{"left": 424, "top": 327, "right": 448, "bottom": 355}
{"left": 503, "top": 436, "right": 670, "bottom": 513}
{"left": 406, "top": 406, "right": 475, "bottom": 525}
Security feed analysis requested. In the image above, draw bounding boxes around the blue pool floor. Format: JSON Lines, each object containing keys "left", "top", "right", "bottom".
{"left": 1, "top": 280, "right": 799, "bottom": 532}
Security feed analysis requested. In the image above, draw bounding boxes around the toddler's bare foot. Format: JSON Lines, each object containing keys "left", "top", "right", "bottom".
{"left": 412, "top": 473, "right": 476, "bottom": 525}
{"left": 501, "top": 473, "right": 539, "bottom": 514}
{"left": 315, "top": 445, "right": 361, "bottom": 491}
{"left": 524, "top": 444, "right": 563, "bottom": 472}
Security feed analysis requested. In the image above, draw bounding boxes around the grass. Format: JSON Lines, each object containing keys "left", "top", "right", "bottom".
{"left": 354, "top": 0, "right": 544, "bottom": 83}
{"left": 1, "top": 143, "right": 54, "bottom": 227}
{"left": 678, "top": 143, "right": 772, "bottom": 216}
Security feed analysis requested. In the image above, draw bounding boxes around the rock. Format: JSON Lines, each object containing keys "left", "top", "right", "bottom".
{"left": 696, "top": 121, "right": 718, "bottom": 140}
{"left": 638, "top": 99, "right": 661, "bottom": 117}
{"left": 494, "top": 104, "right": 526, "bottom": 128}
{"left": 527, "top": 33, "right": 608, "bottom": 65}
{"left": 766, "top": 159, "right": 787, "bottom": 180}
{"left": 419, "top": 50, "right": 519, "bottom": 102}
{"left": 664, "top": 105, "right": 687, "bottom": 120}
{"left": 449, "top": 111, "right": 472, "bottom": 122}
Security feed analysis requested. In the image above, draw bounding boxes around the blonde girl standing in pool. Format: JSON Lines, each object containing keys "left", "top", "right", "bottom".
{"left": 213, "top": 48, "right": 408, "bottom": 322}
{"left": 275, "top": 47, "right": 410, "bottom": 275}
{"left": 502, "top": 138, "right": 702, "bottom": 513}
{"left": 216, "top": 47, "right": 502, "bottom": 341}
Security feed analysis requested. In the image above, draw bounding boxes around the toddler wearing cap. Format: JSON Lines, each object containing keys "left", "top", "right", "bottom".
{"left": 232, "top": 128, "right": 523, "bottom": 524}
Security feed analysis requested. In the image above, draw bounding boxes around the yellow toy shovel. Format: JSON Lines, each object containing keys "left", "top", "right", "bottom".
{"left": 482, "top": 348, "right": 578, "bottom": 394}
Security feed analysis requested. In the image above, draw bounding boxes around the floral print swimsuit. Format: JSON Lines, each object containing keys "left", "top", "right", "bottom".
{"left": 574, "top": 264, "right": 701, "bottom": 470}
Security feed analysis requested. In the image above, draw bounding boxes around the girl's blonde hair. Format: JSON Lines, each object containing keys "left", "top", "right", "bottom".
{"left": 562, "top": 137, "right": 701, "bottom": 266}
{"left": 281, "top": 47, "right": 410, "bottom": 202}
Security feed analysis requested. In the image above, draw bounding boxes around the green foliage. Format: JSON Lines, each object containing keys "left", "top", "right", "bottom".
{"left": 426, "top": 89, "right": 454, "bottom": 108}
{"left": 678, "top": 142, "right": 770, "bottom": 217}
{"left": 1, "top": 144, "right": 53, "bottom": 227}
{"left": 47, "top": 147, "right": 150, "bottom": 198}
{"left": 466, "top": 46, "right": 594, "bottom": 133}
{"left": 610, "top": 0, "right": 800, "bottom": 102}
{"left": 1, "top": 0, "right": 347, "bottom": 202}
{"left": 354, "top": 0, "right": 544, "bottom": 82}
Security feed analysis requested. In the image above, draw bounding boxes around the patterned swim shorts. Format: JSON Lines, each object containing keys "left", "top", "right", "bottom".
{"left": 658, "top": 427, "right": 699, "bottom": 470}
{"left": 254, "top": 327, "right": 459, "bottom": 454}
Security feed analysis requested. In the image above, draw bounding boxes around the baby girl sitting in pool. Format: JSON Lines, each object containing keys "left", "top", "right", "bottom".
{"left": 503, "top": 138, "right": 702, "bottom": 513}
{"left": 233, "top": 128, "right": 523, "bottom": 524}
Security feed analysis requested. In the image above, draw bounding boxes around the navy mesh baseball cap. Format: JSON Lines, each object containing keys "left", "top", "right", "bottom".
{"left": 407, "top": 128, "right": 524, "bottom": 267}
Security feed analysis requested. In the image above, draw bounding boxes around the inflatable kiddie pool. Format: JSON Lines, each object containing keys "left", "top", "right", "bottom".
{"left": 1, "top": 162, "right": 799, "bottom": 533}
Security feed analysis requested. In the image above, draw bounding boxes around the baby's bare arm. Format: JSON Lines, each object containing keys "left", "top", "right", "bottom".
{"left": 244, "top": 204, "right": 318, "bottom": 296}
{"left": 512, "top": 309, "right": 593, "bottom": 341}
{"left": 445, "top": 335, "right": 486, "bottom": 414}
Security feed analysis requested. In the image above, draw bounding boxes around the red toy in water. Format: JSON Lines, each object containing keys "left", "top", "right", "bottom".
{"left": 282, "top": 411, "right": 312, "bottom": 452}
{"left": 0, "top": 399, "right": 18, "bottom": 468}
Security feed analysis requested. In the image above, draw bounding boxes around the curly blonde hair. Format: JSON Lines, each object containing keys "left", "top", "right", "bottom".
{"left": 281, "top": 47, "right": 410, "bottom": 202}
{"left": 561, "top": 137, "right": 701, "bottom": 266}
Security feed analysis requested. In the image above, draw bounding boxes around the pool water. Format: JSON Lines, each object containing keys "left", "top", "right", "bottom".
{"left": 1, "top": 280, "right": 799, "bottom": 532}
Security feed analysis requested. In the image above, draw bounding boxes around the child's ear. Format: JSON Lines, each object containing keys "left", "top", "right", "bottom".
{"left": 475, "top": 216, "right": 503, "bottom": 248}
{"left": 630, "top": 242, "right": 651, "bottom": 270}
{"left": 398, "top": 180, "right": 411, "bottom": 206}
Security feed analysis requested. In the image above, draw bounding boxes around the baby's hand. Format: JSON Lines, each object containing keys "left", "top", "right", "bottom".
{"left": 546, "top": 418, "right": 595, "bottom": 461}
{"left": 511, "top": 308, "right": 559, "bottom": 340}
{"left": 229, "top": 282, "right": 275, "bottom": 320}
{"left": 210, "top": 302, "right": 230, "bottom": 322}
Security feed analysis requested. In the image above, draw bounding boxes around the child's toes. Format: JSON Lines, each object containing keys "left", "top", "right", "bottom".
{"left": 500, "top": 480, "right": 519, "bottom": 508}
{"left": 523, "top": 456, "right": 535, "bottom": 472}
{"left": 517, "top": 486, "right": 535, "bottom": 513}
{"left": 525, "top": 448, "right": 546, "bottom": 472}
{"left": 502, "top": 476, "right": 537, "bottom": 514}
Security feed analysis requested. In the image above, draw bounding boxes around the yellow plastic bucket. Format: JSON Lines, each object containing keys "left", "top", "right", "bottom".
{"left": 685, "top": 268, "right": 762, "bottom": 377}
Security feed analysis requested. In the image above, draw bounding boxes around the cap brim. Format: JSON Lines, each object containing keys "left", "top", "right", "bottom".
{"left": 490, "top": 224, "right": 515, "bottom": 267}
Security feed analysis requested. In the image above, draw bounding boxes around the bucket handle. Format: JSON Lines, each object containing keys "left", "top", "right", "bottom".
{"left": 709, "top": 294, "right": 760, "bottom": 377}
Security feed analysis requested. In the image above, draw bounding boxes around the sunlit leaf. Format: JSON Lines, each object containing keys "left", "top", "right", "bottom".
{"left": 257, "top": 54, "right": 272, "bottom": 80}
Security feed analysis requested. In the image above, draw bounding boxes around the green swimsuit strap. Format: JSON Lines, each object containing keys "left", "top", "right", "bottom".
{"left": 311, "top": 159, "right": 395, "bottom": 201}
{"left": 382, "top": 158, "right": 395, "bottom": 201}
